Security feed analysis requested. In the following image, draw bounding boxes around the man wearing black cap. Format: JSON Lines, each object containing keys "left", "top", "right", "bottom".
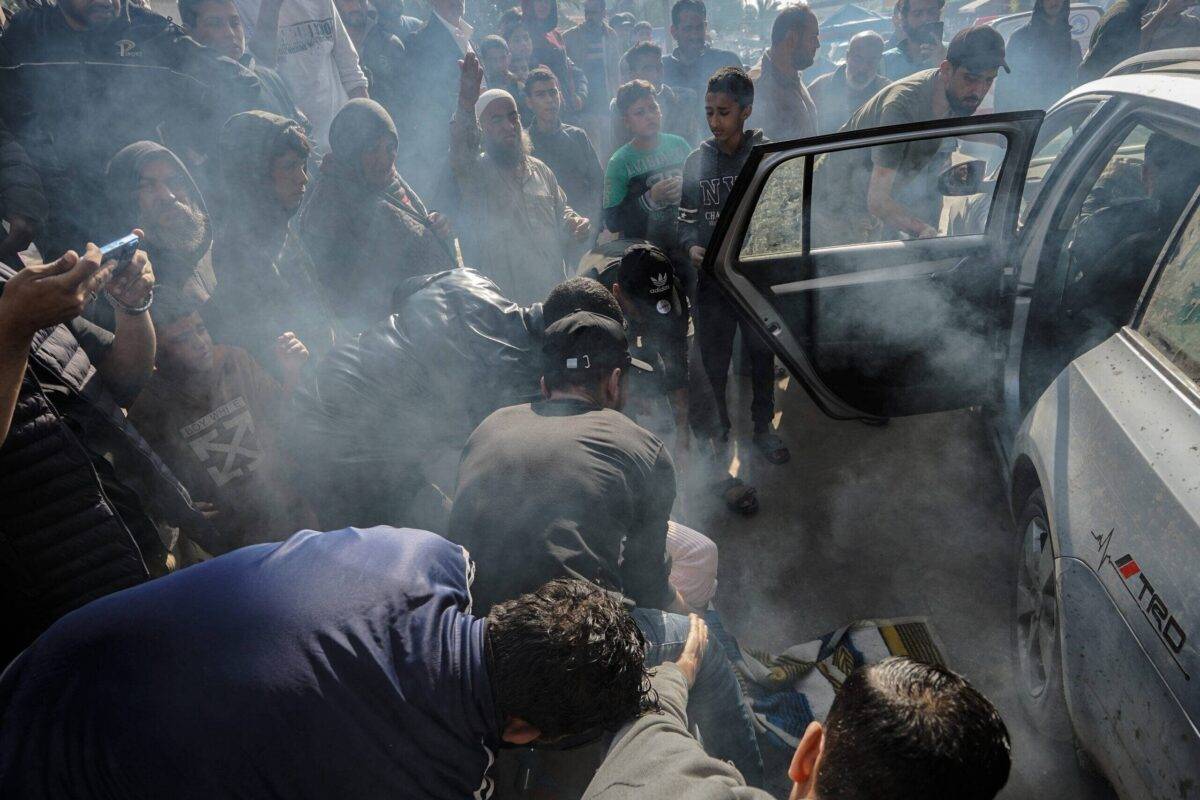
{"left": 448, "top": 307, "right": 682, "bottom": 615}
{"left": 578, "top": 242, "right": 760, "bottom": 514}
{"left": 813, "top": 25, "right": 1008, "bottom": 244}
{"left": 448, "top": 305, "right": 766, "bottom": 784}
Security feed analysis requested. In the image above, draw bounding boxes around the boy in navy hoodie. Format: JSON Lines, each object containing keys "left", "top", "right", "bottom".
{"left": 679, "top": 66, "right": 789, "bottom": 465}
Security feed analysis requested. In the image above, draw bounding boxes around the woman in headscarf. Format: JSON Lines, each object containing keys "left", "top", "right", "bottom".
{"left": 207, "top": 110, "right": 338, "bottom": 374}
{"left": 297, "top": 98, "right": 454, "bottom": 334}
{"left": 995, "top": 0, "right": 1082, "bottom": 112}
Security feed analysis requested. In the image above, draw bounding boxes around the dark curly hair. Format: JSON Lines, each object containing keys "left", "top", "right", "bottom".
{"left": 485, "top": 579, "right": 657, "bottom": 740}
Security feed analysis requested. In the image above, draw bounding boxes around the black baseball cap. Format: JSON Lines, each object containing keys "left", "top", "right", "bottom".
{"left": 542, "top": 310, "right": 653, "bottom": 375}
{"left": 946, "top": 25, "right": 1009, "bottom": 73}
{"left": 618, "top": 244, "right": 679, "bottom": 316}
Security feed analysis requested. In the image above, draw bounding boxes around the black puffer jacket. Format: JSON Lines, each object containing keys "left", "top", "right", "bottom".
{"left": 285, "top": 268, "right": 544, "bottom": 529}
{"left": 0, "top": 117, "right": 46, "bottom": 234}
{"left": 0, "top": 276, "right": 215, "bottom": 664}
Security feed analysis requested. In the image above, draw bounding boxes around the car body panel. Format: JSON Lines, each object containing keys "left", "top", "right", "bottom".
{"left": 1012, "top": 326, "right": 1200, "bottom": 796}
{"left": 1057, "top": 556, "right": 1200, "bottom": 800}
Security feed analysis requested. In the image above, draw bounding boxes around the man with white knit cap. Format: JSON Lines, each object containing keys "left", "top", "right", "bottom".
{"left": 450, "top": 53, "right": 593, "bottom": 305}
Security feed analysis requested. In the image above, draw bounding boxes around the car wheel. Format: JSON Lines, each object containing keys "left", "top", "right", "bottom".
{"left": 1013, "top": 488, "right": 1074, "bottom": 742}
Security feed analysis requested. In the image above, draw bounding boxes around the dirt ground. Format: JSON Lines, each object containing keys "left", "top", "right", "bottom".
{"left": 699, "top": 374, "right": 1118, "bottom": 799}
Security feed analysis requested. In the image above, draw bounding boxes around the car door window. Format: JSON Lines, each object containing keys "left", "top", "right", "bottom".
{"left": 739, "top": 133, "right": 1009, "bottom": 259}
{"left": 1019, "top": 101, "right": 1098, "bottom": 227}
{"left": 1054, "top": 123, "right": 1200, "bottom": 346}
{"left": 1138, "top": 199, "right": 1200, "bottom": 384}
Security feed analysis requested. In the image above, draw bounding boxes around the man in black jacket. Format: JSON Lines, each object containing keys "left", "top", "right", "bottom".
{"left": 0, "top": 116, "right": 46, "bottom": 268}
{"left": 0, "top": 241, "right": 214, "bottom": 666}
{"left": 0, "top": 0, "right": 265, "bottom": 260}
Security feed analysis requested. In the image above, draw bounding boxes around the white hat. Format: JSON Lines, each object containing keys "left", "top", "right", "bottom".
{"left": 475, "top": 88, "right": 516, "bottom": 120}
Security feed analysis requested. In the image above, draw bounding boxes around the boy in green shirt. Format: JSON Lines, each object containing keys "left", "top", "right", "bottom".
{"left": 603, "top": 79, "right": 693, "bottom": 250}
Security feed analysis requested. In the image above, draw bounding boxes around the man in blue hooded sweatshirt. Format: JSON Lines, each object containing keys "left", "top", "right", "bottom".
{"left": 0, "top": 527, "right": 656, "bottom": 799}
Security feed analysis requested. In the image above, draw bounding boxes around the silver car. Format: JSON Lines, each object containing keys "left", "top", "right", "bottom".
{"left": 708, "top": 50, "right": 1200, "bottom": 798}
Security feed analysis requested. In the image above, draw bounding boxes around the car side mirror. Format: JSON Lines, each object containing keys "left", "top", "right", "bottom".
{"left": 938, "top": 159, "right": 986, "bottom": 196}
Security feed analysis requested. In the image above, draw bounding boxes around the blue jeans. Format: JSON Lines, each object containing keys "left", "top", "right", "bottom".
{"left": 632, "top": 609, "right": 765, "bottom": 788}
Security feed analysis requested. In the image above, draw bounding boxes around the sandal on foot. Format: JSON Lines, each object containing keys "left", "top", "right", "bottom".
{"left": 716, "top": 476, "right": 759, "bottom": 516}
{"left": 753, "top": 432, "right": 791, "bottom": 465}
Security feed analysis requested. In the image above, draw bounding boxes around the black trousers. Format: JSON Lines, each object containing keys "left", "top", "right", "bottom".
{"left": 696, "top": 276, "right": 776, "bottom": 434}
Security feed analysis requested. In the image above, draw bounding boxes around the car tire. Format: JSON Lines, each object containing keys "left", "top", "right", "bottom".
{"left": 1012, "top": 488, "right": 1075, "bottom": 742}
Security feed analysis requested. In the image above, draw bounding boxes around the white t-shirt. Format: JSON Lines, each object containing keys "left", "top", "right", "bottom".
{"left": 235, "top": 0, "right": 369, "bottom": 151}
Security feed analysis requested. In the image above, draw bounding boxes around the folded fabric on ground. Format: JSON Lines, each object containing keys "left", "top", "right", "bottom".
{"left": 706, "top": 611, "right": 949, "bottom": 750}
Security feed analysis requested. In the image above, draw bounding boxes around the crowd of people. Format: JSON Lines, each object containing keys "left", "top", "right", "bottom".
{"left": 0, "top": 0, "right": 1195, "bottom": 794}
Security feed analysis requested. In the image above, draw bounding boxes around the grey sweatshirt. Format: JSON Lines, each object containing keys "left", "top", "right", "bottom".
{"left": 583, "top": 663, "right": 775, "bottom": 800}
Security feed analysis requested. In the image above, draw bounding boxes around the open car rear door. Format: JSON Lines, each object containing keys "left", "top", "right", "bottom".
{"left": 708, "top": 111, "right": 1044, "bottom": 420}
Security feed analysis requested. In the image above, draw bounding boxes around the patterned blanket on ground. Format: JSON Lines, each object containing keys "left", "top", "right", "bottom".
{"left": 706, "top": 612, "right": 949, "bottom": 750}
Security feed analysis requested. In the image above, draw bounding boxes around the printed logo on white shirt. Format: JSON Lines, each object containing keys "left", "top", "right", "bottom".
{"left": 278, "top": 17, "right": 336, "bottom": 57}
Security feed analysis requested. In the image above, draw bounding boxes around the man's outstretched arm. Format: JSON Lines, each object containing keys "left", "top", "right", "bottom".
{"left": 582, "top": 616, "right": 773, "bottom": 799}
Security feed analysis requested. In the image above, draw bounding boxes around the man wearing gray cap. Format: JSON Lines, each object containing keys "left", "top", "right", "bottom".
{"left": 812, "top": 25, "right": 1008, "bottom": 244}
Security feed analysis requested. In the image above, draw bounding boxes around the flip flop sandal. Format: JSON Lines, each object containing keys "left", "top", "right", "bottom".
{"left": 716, "top": 477, "right": 759, "bottom": 516}
{"left": 753, "top": 432, "right": 791, "bottom": 465}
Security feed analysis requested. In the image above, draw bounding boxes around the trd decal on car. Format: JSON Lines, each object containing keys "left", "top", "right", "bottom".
{"left": 1093, "top": 529, "right": 1190, "bottom": 680}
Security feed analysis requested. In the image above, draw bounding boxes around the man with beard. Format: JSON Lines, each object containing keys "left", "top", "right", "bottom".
{"left": 207, "top": 111, "right": 338, "bottom": 373}
{"left": 179, "top": 0, "right": 308, "bottom": 128}
{"left": 880, "top": 0, "right": 947, "bottom": 81}
{"left": 103, "top": 143, "right": 215, "bottom": 320}
{"left": 807, "top": 31, "right": 889, "bottom": 134}
{"left": 0, "top": 0, "right": 265, "bottom": 260}
{"left": 748, "top": 4, "right": 820, "bottom": 142}
{"left": 451, "top": 52, "right": 591, "bottom": 305}
{"left": 812, "top": 26, "right": 1007, "bottom": 245}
